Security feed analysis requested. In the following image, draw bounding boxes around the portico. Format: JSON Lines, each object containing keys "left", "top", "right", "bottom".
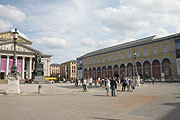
{"left": 0, "top": 30, "right": 51, "bottom": 80}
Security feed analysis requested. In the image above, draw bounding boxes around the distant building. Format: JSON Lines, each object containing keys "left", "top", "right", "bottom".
{"left": 77, "top": 33, "right": 180, "bottom": 80}
{"left": 50, "top": 63, "right": 60, "bottom": 77}
{"left": 0, "top": 30, "right": 51, "bottom": 80}
{"left": 60, "top": 60, "right": 77, "bottom": 80}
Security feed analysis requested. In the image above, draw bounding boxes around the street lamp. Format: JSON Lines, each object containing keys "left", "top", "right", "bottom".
{"left": 134, "top": 51, "right": 137, "bottom": 77}
{"left": 11, "top": 28, "right": 19, "bottom": 74}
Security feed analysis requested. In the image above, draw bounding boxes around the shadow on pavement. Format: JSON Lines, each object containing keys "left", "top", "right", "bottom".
{"left": 93, "top": 95, "right": 107, "bottom": 97}
{"left": 89, "top": 117, "right": 121, "bottom": 120}
{"left": 160, "top": 102, "right": 180, "bottom": 120}
{"left": 57, "top": 85, "right": 81, "bottom": 89}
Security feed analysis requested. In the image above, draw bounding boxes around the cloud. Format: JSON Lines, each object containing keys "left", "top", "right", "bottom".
{"left": 0, "top": 4, "right": 26, "bottom": 23}
{"left": 35, "top": 37, "right": 67, "bottom": 49}
{"left": 0, "top": 19, "right": 12, "bottom": 32}
{"left": 80, "top": 38, "right": 97, "bottom": 47}
{"left": 95, "top": 0, "right": 180, "bottom": 37}
{"left": 80, "top": 37, "right": 119, "bottom": 49}
{"left": 98, "top": 39, "right": 119, "bottom": 47}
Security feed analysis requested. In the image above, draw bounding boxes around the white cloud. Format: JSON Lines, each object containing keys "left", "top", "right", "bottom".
{"left": 149, "top": 28, "right": 170, "bottom": 38}
{"left": 80, "top": 38, "right": 97, "bottom": 47}
{"left": 98, "top": 39, "right": 119, "bottom": 48}
{"left": 0, "top": 19, "right": 12, "bottom": 32}
{"left": 35, "top": 37, "right": 67, "bottom": 49}
{"left": 0, "top": 4, "right": 26, "bottom": 23}
{"left": 96, "top": 0, "right": 180, "bottom": 37}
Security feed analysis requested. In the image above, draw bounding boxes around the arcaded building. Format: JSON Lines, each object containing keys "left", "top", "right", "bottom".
{"left": 77, "top": 33, "right": 180, "bottom": 80}
{"left": 0, "top": 30, "right": 51, "bottom": 80}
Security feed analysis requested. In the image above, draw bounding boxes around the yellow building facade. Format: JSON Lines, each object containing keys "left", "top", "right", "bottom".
{"left": 50, "top": 64, "right": 60, "bottom": 76}
{"left": 60, "top": 60, "right": 77, "bottom": 80}
{"left": 78, "top": 33, "right": 180, "bottom": 80}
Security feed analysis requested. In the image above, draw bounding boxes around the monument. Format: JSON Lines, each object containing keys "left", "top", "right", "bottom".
{"left": 33, "top": 53, "right": 48, "bottom": 84}
{"left": 6, "top": 28, "right": 20, "bottom": 94}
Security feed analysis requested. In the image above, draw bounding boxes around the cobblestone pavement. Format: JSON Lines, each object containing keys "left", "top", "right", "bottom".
{"left": 0, "top": 83, "right": 180, "bottom": 120}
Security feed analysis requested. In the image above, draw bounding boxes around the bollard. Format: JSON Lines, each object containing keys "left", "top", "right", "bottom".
{"left": 38, "top": 85, "right": 42, "bottom": 94}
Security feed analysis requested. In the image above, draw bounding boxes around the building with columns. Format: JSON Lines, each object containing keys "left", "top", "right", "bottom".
{"left": 0, "top": 31, "right": 51, "bottom": 80}
{"left": 77, "top": 33, "right": 180, "bottom": 80}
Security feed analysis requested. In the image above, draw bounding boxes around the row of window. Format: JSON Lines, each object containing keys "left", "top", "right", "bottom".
{"left": 84, "top": 45, "right": 168, "bottom": 65}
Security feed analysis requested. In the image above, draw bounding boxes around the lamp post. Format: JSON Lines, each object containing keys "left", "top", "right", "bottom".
{"left": 134, "top": 51, "right": 137, "bottom": 77}
{"left": 6, "top": 28, "right": 20, "bottom": 94}
{"left": 11, "top": 28, "right": 19, "bottom": 74}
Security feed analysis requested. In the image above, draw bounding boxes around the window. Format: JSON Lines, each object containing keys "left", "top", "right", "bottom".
{"left": 144, "top": 48, "right": 148, "bottom": 56}
{"left": 114, "top": 54, "right": 117, "bottom": 60}
{"left": 98, "top": 58, "right": 100, "bottom": 63}
{"left": 153, "top": 47, "right": 157, "bottom": 54}
{"left": 136, "top": 50, "right": 140, "bottom": 57}
{"left": 128, "top": 52, "right": 131, "bottom": 58}
{"left": 103, "top": 57, "right": 105, "bottom": 63}
{"left": 120, "top": 53, "right": 124, "bottom": 59}
{"left": 88, "top": 59, "right": 91, "bottom": 64}
{"left": 163, "top": 45, "right": 168, "bottom": 52}
{"left": 93, "top": 58, "right": 95, "bottom": 64}
{"left": 108, "top": 56, "right": 111, "bottom": 61}
{"left": 84, "top": 61, "right": 87, "bottom": 65}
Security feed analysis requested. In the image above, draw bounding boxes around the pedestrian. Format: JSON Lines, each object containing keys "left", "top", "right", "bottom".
{"left": 110, "top": 77, "right": 117, "bottom": 97}
{"left": 95, "top": 79, "right": 98, "bottom": 88}
{"left": 83, "top": 78, "right": 87, "bottom": 92}
{"left": 152, "top": 77, "right": 155, "bottom": 85}
{"left": 129, "top": 77, "right": 133, "bottom": 92}
{"left": 122, "top": 77, "right": 126, "bottom": 91}
{"left": 106, "top": 78, "right": 111, "bottom": 96}
{"left": 89, "top": 77, "right": 93, "bottom": 89}
{"left": 98, "top": 77, "right": 101, "bottom": 86}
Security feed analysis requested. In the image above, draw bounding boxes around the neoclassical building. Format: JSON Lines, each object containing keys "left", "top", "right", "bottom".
{"left": 0, "top": 30, "right": 51, "bottom": 80}
{"left": 78, "top": 33, "right": 180, "bottom": 80}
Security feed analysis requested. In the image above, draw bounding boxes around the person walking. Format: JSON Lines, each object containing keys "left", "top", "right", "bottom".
{"left": 89, "top": 77, "right": 93, "bottom": 89}
{"left": 106, "top": 78, "right": 111, "bottom": 96}
{"left": 110, "top": 77, "right": 117, "bottom": 97}
{"left": 83, "top": 78, "right": 87, "bottom": 92}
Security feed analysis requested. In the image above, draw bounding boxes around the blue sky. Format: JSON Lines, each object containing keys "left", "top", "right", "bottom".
{"left": 0, "top": 0, "right": 180, "bottom": 64}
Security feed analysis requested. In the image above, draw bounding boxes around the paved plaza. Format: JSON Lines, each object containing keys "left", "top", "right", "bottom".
{"left": 0, "top": 83, "right": 180, "bottom": 120}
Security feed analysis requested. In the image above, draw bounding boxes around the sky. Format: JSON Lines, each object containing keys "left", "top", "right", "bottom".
{"left": 0, "top": 0, "right": 180, "bottom": 64}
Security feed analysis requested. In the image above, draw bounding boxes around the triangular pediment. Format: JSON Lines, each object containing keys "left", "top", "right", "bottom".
{"left": 0, "top": 42, "right": 40, "bottom": 53}
{"left": 0, "top": 31, "right": 32, "bottom": 45}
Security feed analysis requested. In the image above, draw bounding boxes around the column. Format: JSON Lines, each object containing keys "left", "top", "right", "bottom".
{"left": 160, "top": 63, "right": 162, "bottom": 77}
{"left": 21, "top": 57, "right": 25, "bottom": 79}
{"left": 125, "top": 64, "right": 127, "bottom": 77}
{"left": 101, "top": 68, "right": 103, "bottom": 78}
{"left": 29, "top": 57, "right": 32, "bottom": 79}
{"left": 47, "top": 59, "right": 50, "bottom": 76}
{"left": 151, "top": 63, "right": 153, "bottom": 78}
{"left": 6, "top": 56, "right": 10, "bottom": 77}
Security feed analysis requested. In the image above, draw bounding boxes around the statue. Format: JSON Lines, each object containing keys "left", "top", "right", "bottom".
{"left": 33, "top": 53, "right": 44, "bottom": 78}
{"left": 33, "top": 53, "right": 48, "bottom": 84}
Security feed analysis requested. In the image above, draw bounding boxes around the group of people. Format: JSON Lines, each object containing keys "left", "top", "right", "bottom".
{"left": 76, "top": 76, "right": 137, "bottom": 96}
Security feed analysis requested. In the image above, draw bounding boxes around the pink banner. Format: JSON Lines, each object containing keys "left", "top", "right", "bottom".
{"left": 1, "top": 58, "right": 7, "bottom": 72}
{"left": 9, "top": 59, "right": 13, "bottom": 72}
{"left": 17, "top": 59, "right": 22, "bottom": 73}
